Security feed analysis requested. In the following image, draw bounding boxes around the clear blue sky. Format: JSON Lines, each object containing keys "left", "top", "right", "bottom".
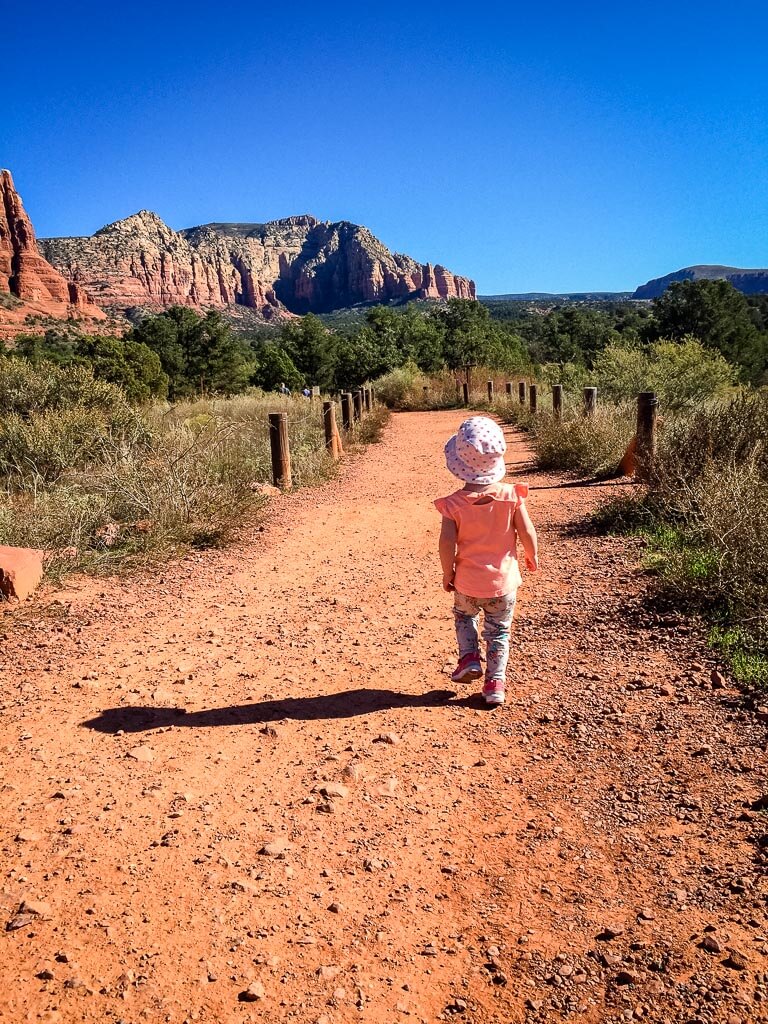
{"left": 4, "top": 1, "right": 767, "bottom": 294}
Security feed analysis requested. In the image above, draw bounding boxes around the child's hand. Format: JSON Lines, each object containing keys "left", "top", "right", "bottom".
{"left": 442, "top": 574, "right": 455, "bottom": 592}
{"left": 525, "top": 554, "right": 539, "bottom": 572}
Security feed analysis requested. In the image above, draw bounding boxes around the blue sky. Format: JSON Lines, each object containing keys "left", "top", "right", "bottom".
{"left": 4, "top": 1, "right": 767, "bottom": 293}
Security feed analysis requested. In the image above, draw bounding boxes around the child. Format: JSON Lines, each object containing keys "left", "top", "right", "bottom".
{"left": 435, "top": 416, "right": 538, "bottom": 706}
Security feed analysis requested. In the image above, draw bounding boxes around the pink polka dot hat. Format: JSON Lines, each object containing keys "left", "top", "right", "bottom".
{"left": 444, "top": 416, "right": 507, "bottom": 484}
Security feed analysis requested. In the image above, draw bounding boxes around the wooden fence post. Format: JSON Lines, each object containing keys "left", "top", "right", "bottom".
{"left": 518, "top": 381, "right": 526, "bottom": 405}
{"left": 341, "top": 392, "right": 353, "bottom": 430}
{"left": 364, "top": 388, "right": 372, "bottom": 412}
{"left": 487, "top": 379, "right": 494, "bottom": 402}
{"left": 552, "top": 384, "right": 563, "bottom": 420}
{"left": 583, "top": 387, "right": 597, "bottom": 417}
{"left": 635, "top": 391, "right": 658, "bottom": 481}
{"left": 323, "top": 401, "right": 340, "bottom": 460}
{"left": 268, "top": 412, "right": 292, "bottom": 489}
{"left": 353, "top": 390, "right": 363, "bottom": 421}
{"left": 462, "top": 382, "right": 469, "bottom": 406}
{"left": 505, "top": 381, "right": 513, "bottom": 397}
{"left": 529, "top": 384, "right": 538, "bottom": 414}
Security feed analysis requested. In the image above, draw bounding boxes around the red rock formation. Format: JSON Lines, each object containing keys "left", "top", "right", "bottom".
{"left": 40, "top": 209, "right": 476, "bottom": 317}
{"left": 0, "top": 169, "right": 104, "bottom": 321}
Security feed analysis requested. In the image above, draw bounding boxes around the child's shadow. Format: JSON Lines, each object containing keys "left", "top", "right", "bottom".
{"left": 81, "top": 688, "right": 489, "bottom": 734}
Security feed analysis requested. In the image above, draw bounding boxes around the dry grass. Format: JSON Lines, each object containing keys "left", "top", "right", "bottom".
{"left": 0, "top": 362, "right": 388, "bottom": 578}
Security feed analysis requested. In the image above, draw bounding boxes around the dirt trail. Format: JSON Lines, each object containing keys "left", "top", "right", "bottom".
{"left": 1, "top": 411, "right": 766, "bottom": 1024}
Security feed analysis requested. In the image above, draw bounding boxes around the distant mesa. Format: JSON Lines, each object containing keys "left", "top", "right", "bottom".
{"left": 37, "top": 200, "right": 474, "bottom": 320}
{"left": 633, "top": 265, "right": 768, "bottom": 300}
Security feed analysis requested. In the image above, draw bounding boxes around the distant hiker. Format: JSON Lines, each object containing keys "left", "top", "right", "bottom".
{"left": 302, "top": 387, "right": 311, "bottom": 398}
{"left": 278, "top": 382, "right": 291, "bottom": 396}
{"left": 435, "top": 416, "right": 538, "bottom": 706}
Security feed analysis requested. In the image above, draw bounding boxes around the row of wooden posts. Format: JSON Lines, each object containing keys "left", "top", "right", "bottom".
{"left": 268, "top": 381, "right": 659, "bottom": 489}
{"left": 268, "top": 386, "right": 375, "bottom": 489}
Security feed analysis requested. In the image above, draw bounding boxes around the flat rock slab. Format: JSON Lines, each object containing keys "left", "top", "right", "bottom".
{"left": 0, "top": 545, "right": 44, "bottom": 602}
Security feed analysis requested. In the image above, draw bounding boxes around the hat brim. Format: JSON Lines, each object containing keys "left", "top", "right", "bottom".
{"left": 445, "top": 435, "right": 507, "bottom": 484}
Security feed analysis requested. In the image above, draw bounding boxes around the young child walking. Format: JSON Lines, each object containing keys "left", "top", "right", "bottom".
{"left": 435, "top": 416, "right": 538, "bottom": 706}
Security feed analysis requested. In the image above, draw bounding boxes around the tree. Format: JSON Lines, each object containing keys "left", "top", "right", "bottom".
{"left": 131, "top": 307, "right": 253, "bottom": 397}
{"left": 280, "top": 314, "right": 338, "bottom": 391}
{"left": 649, "top": 279, "right": 767, "bottom": 383}
{"left": 73, "top": 335, "right": 168, "bottom": 402}
{"left": 251, "top": 343, "right": 303, "bottom": 392}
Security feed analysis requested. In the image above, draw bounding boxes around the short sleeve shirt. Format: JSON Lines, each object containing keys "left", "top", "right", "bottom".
{"left": 434, "top": 483, "right": 529, "bottom": 598}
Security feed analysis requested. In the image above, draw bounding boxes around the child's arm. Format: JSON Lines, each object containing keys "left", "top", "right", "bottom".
{"left": 438, "top": 516, "right": 457, "bottom": 591}
{"left": 513, "top": 503, "right": 539, "bottom": 572}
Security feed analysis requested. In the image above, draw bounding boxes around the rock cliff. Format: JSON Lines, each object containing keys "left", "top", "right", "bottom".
{"left": 40, "top": 211, "right": 475, "bottom": 318}
{"left": 0, "top": 169, "right": 104, "bottom": 323}
{"left": 633, "top": 265, "right": 768, "bottom": 299}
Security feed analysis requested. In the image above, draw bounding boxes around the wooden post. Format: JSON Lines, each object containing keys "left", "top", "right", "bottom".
{"left": 364, "top": 387, "right": 372, "bottom": 412}
{"left": 583, "top": 387, "right": 597, "bottom": 417}
{"left": 462, "top": 382, "right": 469, "bottom": 406}
{"left": 529, "top": 384, "right": 538, "bottom": 414}
{"left": 518, "top": 381, "right": 526, "bottom": 405}
{"left": 268, "top": 412, "right": 292, "bottom": 489}
{"left": 323, "top": 401, "right": 339, "bottom": 460}
{"left": 487, "top": 379, "right": 494, "bottom": 402}
{"left": 552, "top": 384, "right": 563, "bottom": 420}
{"left": 635, "top": 391, "right": 658, "bottom": 481}
{"left": 505, "top": 381, "right": 513, "bottom": 397}
{"left": 341, "top": 392, "right": 353, "bottom": 430}
{"left": 311, "top": 385, "right": 320, "bottom": 401}
{"left": 353, "top": 390, "right": 363, "bottom": 421}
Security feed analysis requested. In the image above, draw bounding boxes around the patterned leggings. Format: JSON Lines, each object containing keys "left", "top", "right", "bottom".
{"left": 453, "top": 591, "right": 517, "bottom": 682}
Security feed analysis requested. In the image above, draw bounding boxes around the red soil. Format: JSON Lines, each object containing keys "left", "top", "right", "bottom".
{"left": 0, "top": 411, "right": 766, "bottom": 1024}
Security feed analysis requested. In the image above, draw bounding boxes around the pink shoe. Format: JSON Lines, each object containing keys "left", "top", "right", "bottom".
{"left": 451, "top": 652, "right": 483, "bottom": 683}
{"left": 482, "top": 679, "right": 505, "bottom": 706}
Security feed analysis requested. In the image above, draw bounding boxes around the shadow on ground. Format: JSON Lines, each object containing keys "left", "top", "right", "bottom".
{"left": 80, "top": 688, "right": 498, "bottom": 733}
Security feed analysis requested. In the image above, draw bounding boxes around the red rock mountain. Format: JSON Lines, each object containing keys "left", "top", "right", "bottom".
{"left": 39, "top": 211, "right": 475, "bottom": 319}
{"left": 0, "top": 169, "right": 105, "bottom": 328}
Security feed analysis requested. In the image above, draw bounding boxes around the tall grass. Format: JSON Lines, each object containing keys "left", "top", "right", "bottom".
{"left": 590, "top": 392, "right": 768, "bottom": 691}
{"left": 0, "top": 359, "right": 387, "bottom": 578}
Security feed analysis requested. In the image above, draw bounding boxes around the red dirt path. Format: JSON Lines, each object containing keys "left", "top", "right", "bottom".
{"left": 1, "top": 411, "right": 766, "bottom": 1024}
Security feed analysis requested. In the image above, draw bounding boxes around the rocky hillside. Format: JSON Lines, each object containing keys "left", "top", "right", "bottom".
{"left": 634, "top": 264, "right": 768, "bottom": 299}
{"left": 0, "top": 169, "right": 105, "bottom": 335}
{"left": 39, "top": 210, "right": 475, "bottom": 319}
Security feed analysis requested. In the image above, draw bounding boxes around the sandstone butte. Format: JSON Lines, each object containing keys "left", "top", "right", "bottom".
{"left": 0, "top": 169, "right": 105, "bottom": 337}
{"left": 37, "top": 211, "right": 475, "bottom": 320}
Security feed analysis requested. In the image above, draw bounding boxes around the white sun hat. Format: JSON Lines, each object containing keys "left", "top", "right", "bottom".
{"left": 444, "top": 416, "right": 507, "bottom": 484}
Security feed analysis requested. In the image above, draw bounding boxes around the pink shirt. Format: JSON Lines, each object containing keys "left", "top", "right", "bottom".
{"left": 434, "top": 482, "right": 529, "bottom": 598}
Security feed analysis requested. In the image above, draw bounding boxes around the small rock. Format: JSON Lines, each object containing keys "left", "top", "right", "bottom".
{"left": 638, "top": 908, "right": 656, "bottom": 921}
{"left": 615, "top": 970, "right": 639, "bottom": 985}
{"left": 239, "top": 980, "right": 266, "bottom": 1001}
{"left": 598, "top": 925, "right": 624, "bottom": 940}
{"left": 15, "top": 829, "right": 41, "bottom": 843}
{"left": 371, "top": 777, "right": 398, "bottom": 798}
{"left": 525, "top": 998, "right": 544, "bottom": 1011}
{"left": 317, "top": 966, "right": 341, "bottom": 980}
{"left": 724, "top": 948, "right": 748, "bottom": 971}
{"left": 375, "top": 732, "right": 401, "bottom": 745}
{"left": 328, "top": 902, "right": 343, "bottom": 914}
{"left": 126, "top": 745, "right": 154, "bottom": 763}
{"left": 6, "top": 913, "right": 35, "bottom": 931}
{"left": 692, "top": 744, "right": 712, "bottom": 757}
{"left": 701, "top": 935, "right": 722, "bottom": 954}
{"left": 314, "top": 782, "right": 349, "bottom": 800}
{"left": 21, "top": 900, "right": 53, "bottom": 918}
{"left": 711, "top": 669, "right": 726, "bottom": 689}
{"left": 259, "top": 838, "right": 292, "bottom": 858}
